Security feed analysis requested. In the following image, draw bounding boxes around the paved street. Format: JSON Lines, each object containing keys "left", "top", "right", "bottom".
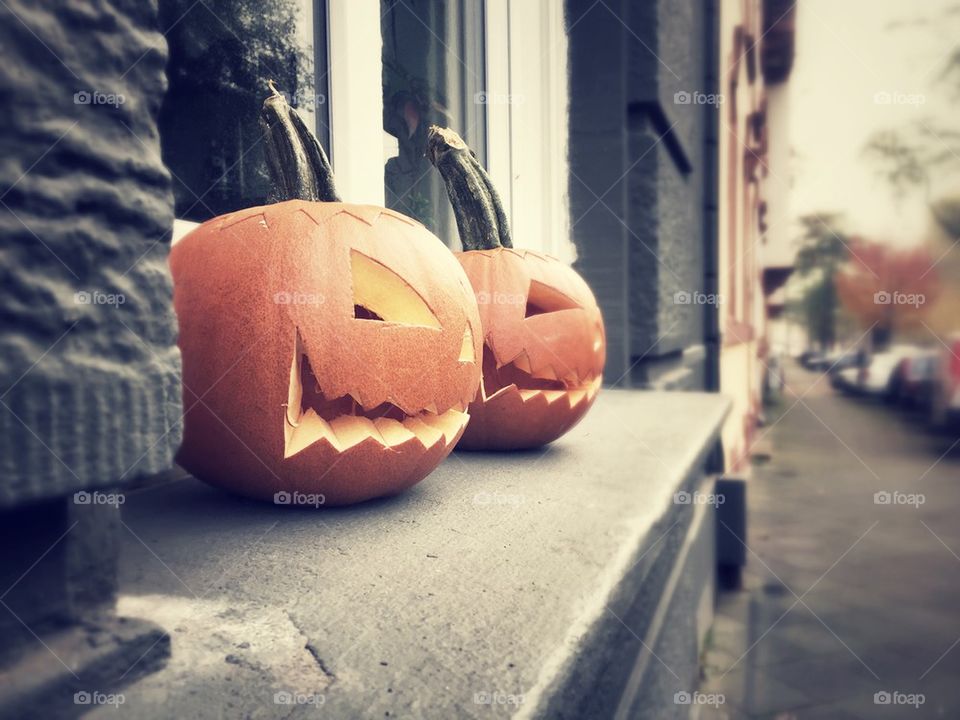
{"left": 698, "top": 360, "right": 960, "bottom": 719}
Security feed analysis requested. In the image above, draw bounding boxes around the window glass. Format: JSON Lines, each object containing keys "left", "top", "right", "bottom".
{"left": 381, "top": 0, "right": 486, "bottom": 245}
{"left": 158, "top": 0, "right": 322, "bottom": 222}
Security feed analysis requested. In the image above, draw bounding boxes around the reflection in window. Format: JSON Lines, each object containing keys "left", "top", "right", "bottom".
{"left": 158, "top": 0, "right": 320, "bottom": 222}
{"left": 382, "top": 0, "right": 486, "bottom": 246}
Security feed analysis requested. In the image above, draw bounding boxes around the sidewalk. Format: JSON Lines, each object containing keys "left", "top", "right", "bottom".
{"left": 697, "top": 361, "right": 960, "bottom": 719}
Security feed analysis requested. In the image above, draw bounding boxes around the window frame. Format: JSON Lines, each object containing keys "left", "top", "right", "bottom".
{"left": 485, "top": 0, "right": 572, "bottom": 261}
{"left": 173, "top": 0, "right": 574, "bottom": 264}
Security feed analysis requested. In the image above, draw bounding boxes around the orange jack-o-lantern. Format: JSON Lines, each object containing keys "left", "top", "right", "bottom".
{"left": 169, "top": 89, "right": 481, "bottom": 505}
{"left": 427, "top": 127, "right": 606, "bottom": 450}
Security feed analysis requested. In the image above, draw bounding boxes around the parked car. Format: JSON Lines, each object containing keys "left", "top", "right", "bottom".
{"left": 893, "top": 351, "right": 940, "bottom": 411}
{"left": 833, "top": 365, "right": 859, "bottom": 393}
{"left": 827, "top": 350, "right": 868, "bottom": 388}
{"left": 799, "top": 349, "right": 825, "bottom": 370}
{"left": 835, "top": 346, "right": 926, "bottom": 399}
{"left": 929, "top": 336, "right": 960, "bottom": 431}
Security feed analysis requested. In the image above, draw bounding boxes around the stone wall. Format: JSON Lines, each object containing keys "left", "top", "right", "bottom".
{"left": 567, "top": 0, "right": 720, "bottom": 391}
{"left": 0, "top": 0, "right": 182, "bottom": 505}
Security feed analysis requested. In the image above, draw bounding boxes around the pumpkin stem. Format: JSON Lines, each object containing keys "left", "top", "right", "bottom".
{"left": 426, "top": 126, "right": 512, "bottom": 250}
{"left": 260, "top": 81, "right": 342, "bottom": 203}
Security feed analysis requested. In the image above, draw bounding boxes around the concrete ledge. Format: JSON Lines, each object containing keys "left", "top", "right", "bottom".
{"left": 98, "top": 390, "right": 729, "bottom": 718}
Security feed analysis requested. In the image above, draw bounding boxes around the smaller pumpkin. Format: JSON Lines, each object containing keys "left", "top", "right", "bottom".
{"left": 169, "top": 87, "right": 482, "bottom": 505}
{"left": 427, "top": 127, "right": 606, "bottom": 450}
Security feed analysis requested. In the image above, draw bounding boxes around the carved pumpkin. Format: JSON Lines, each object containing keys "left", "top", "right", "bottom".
{"left": 170, "top": 89, "right": 481, "bottom": 505}
{"left": 427, "top": 127, "right": 605, "bottom": 450}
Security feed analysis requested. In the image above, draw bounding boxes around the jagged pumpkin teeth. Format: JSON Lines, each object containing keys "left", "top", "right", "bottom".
{"left": 428, "top": 126, "right": 606, "bottom": 450}
{"left": 284, "top": 409, "right": 339, "bottom": 457}
{"left": 588, "top": 376, "right": 602, "bottom": 399}
{"left": 401, "top": 417, "right": 445, "bottom": 448}
{"left": 328, "top": 416, "right": 381, "bottom": 450}
{"left": 418, "top": 411, "right": 468, "bottom": 444}
{"left": 512, "top": 353, "right": 533, "bottom": 373}
{"left": 282, "top": 407, "right": 468, "bottom": 458}
{"left": 170, "top": 87, "right": 481, "bottom": 506}
{"left": 541, "top": 390, "right": 567, "bottom": 404}
{"left": 567, "top": 389, "right": 588, "bottom": 408}
{"left": 373, "top": 417, "right": 417, "bottom": 446}
{"left": 483, "top": 384, "right": 514, "bottom": 403}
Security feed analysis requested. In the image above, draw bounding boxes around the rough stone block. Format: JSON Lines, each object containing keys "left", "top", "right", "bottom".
{"left": 0, "top": 0, "right": 182, "bottom": 506}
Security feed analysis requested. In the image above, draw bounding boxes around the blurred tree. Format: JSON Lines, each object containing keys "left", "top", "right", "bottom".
{"left": 159, "top": 0, "right": 314, "bottom": 221}
{"left": 865, "top": 4, "right": 960, "bottom": 219}
{"left": 792, "top": 213, "right": 851, "bottom": 350}
{"left": 835, "top": 240, "right": 939, "bottom": 349}
{"left": 865, "top": 6, "right": 960, "bottom": 339}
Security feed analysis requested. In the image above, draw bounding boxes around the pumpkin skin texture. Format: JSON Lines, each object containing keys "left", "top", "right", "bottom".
{"left": 170, "top": 200, "right": 482, "bottom": 505}
{"left": 425, "top": 126, "right": 606, "bottom": 450}
{"left": 456, "top": 247, "right": 605, "bottom": 450}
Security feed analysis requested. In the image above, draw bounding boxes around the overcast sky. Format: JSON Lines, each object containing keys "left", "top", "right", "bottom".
{"left": 788, "top": 0, "right": 960, "bottom": 247}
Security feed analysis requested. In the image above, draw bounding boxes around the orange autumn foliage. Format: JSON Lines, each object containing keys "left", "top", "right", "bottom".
{"left": 835, "top": 238, "right": 939, "bottom": 332}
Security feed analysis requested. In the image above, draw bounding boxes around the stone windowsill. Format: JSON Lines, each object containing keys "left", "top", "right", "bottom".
{"left": 98, "top": 389, "right": 729, "bottom": 718}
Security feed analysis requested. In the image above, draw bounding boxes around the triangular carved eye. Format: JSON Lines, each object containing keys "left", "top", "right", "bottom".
{"left": 525, "top": 280, "right": 581, "bottom": 317}
{"left": 459, "top": 324, "right": 475, "bottom": 362}
{"left": 351, "top": 250, "right": 441, "bottom": 328}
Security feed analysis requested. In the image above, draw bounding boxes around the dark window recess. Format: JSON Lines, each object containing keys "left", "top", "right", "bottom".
{"left": 381, "top": 0, "right": 486, "bottom": 245}
{"left": 158, "top": 0, "right": 319, "bottom": 222}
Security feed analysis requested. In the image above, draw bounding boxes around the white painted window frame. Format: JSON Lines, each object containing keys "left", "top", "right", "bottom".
{"left": 485, "top": 0, "right": 572, "bottom": 261}
{"left": 326, "top": 0, "right": 384, "bottom": 205}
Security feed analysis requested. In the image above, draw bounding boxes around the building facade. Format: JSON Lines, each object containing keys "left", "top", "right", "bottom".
{"left": 2, "top": 0, "right": 796, "bottom": 712}
{"left": 717, "top": 0, "right": 796, "bottom": 471}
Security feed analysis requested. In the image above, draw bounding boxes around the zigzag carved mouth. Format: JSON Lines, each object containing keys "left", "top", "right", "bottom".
{"left": 481, "top": 345, "right": 582, "bottom": 394}
{"left": 284, "top": 332, "right": 467, "bottom": 458}
{"left": 478, "top": 343, "right": 603, "bottom": 412}
{"left": 299, "top": 357, "right": 410, "bottom": 422}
